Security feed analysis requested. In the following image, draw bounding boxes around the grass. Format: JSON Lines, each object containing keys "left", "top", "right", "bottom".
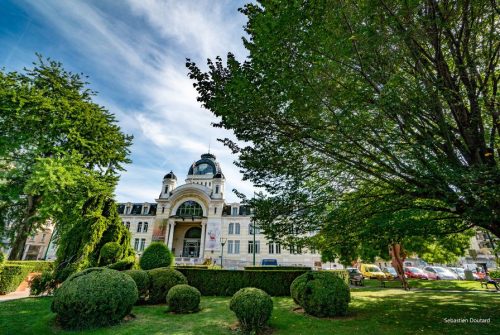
{"left": 1, "top": 289, "right": 499, "bottom": 335}
{"left": 360, "top": 278, "right": 494, "bottom": 291}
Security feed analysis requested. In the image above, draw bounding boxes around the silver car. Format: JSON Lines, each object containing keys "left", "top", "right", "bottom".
{"left": 423, "top": 266, "right": 459, "bottom": 280}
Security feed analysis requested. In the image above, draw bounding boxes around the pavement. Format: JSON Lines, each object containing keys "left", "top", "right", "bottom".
{"left": 0, "top": 277, "right": 31, "bottom": 302}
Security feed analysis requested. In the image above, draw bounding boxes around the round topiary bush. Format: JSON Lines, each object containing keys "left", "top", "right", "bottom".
{"left": 290, "top": 271, "right": 350, "bottom": 317}
{"left": 99, "top": 242, "right": 122, "bottom": 266}
{"left": 51, "top": 267, "right": 138, "bottom": 329}
{"left": 124, "top": 269, "right": 150, "bottom": 303}
{"left": 229, "top": 287, "right": 273, "bottom": 333}
{"left": 139, "top": 242, "right": 173, "bottom": 270}
{"left": 147, "top": 267, "right": 187, "bottom": 304}
{"left": 166, "top": 284, "right": 201, "bottom": 313}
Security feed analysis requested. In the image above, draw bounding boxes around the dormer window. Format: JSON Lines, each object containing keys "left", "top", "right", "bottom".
{"left": 232, "top": 207, "right": 238, "bottom": 216}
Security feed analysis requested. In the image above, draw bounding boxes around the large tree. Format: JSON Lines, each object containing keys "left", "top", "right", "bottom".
{"left": 0, "top": 56, "right": 132, "bottom": 259}
{"left": 187, "top": 0, "right": 500, "bottom": 243}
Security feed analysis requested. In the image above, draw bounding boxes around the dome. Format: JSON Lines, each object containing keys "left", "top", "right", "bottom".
{"left": 163, "top": 171, "right": 177, "bottom": 180}
{"left": 188, "top": 153, "right": 223, "bottom": 176}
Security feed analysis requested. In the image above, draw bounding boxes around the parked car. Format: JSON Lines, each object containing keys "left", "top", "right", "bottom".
{"left": 423, "top": 266, "right": 458, "bottom": 280}
{"left": 347, "top": 268, "right": 364, "bottom": 286}
{"left": 261, "top": 259, "right": 278, "bottom": 266}
{"left": 448, "top": 267, "right": 466, "bottom": 280}
{"left": 359, "top": 264, "right": 386, "bottom": 279}
{"left": 382, "top": 266, "right": 398, "bottom": 280}
{"left": 404, "top": 267, "right": 429, "bottom": 280}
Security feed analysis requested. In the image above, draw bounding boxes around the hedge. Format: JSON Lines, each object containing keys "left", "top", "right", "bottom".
{"left": 176, "top": 268, "right": 327, "bottom": 296}
{"left": 6, "top": 261, "right": 54, "bottom": 273}
{"left": 244, "top": 266, "right": 312, "bottom": 271}
{"left": 489, "top": 270, "right": 500, "bottom": 278}
{"left": 0, "top": 261, "right": 55, "bottom": 295}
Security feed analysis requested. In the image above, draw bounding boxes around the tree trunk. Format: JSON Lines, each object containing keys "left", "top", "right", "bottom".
{"left": 389, "top": 243, "right": 409, "bottom": 291}
{"left": 7, "top": 195, "right": 38, "bottom": 260}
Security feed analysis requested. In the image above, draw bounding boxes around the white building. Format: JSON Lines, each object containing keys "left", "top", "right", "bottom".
{"left": 118, "top": 153, "right": 322, "bottom": 268}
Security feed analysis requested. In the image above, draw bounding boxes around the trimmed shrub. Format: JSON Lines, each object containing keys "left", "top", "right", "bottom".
{"left": 107, "top": 255, "right": 136, "bottom": 271}
{"left": 0, "top": 251, "right": 5, "bottom": 267}
{"left": 244, "top": 266, "right": 311, "bottom": 271}
{"left": 139, "top": 242, "right": 173, "bottom": 270}
{"left": 230, "top": 287, "right": 273, "bottom": 333}
{"left": 290, "top": 271, "right": 350, "bottom": 317}
{"left": 147, "top": 267, "right": 187, "bottom": 304}
{"left": 6, "top": 260, "right": 54, "bottom": 273}
{"left": 166, "top": 284, "right": 201, "bottom": 313}
{"left": 51, "top": 267, "right": 138, "bottom": 329}
{"left": 0, "top": 265, "right": 31, "bottom": 295}
{"left": 99, "top": 242, "right": 122, "bottom": 266}
{"left": 124, "top": 269, "right": 150, "bottom": 303}
{"left": 29, "top": 270, "right": 58, "bottom": 296}
{"left": 177, "top": 268, "right": 309, "bottom": 296}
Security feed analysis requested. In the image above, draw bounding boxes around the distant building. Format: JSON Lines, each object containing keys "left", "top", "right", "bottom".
{"left": 119, "top": 153, "right": 323, "bottom": 268}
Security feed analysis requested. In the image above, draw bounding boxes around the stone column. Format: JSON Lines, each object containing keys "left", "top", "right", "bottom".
{"left": 199, "top": 222, "right": 207, "bottom": 259}
{"left": 167, "top": 222, "right": 176, "bottom": 250}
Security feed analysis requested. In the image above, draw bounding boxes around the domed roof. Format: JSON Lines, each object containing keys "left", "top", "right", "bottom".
{"left": 163, "top": 171, "right": 177, "bottom": 180}
{"left": 188, "top": 153, "right": 223, "bottom": 176}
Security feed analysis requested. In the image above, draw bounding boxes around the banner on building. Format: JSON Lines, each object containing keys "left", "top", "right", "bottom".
{"left": 205, "top": 220, "right": 221, "bottom": 251}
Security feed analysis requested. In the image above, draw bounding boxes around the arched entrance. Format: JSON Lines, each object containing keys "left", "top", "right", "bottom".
{"left": 182, "top": 227, "right": 201, "bottom": 257}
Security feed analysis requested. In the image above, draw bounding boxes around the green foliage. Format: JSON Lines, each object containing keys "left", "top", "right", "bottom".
{"left": 51, "top": 268, "right": 137, "bottom": 330}
{"left": 489, "top": 270, "right": 500, "bottom": 279}
{"left": 187, "top": 0, "right": 500, "bottom": 254}
{"left": 29, "top": 270, "right": 57, "bottom": 296}
{"left": 147, "top": 268, "right": 187, "bottom": 304}
{"left": 124, "top": 269, "right": 150, "bottom": 303}
{"left": 0, "top": 261, "right": 55, "bottom": 295}
{"left": 107, "top": 255, "right": 136, "bottom": 271}
{"left": 229, "top": 287, "right": 273, "bottom": 333}
{"left": 167, "top": 284, "right": 201, "bottom": 313}
{"left": 99, "top": 242, "right": 122, "bottom": 266}
{"left": 0, "top": 252, "right": 5, "bottom": 266}
{"left": 0, "top": 56, "right": 132, "bottom": 260}
{"left": 290, "top": 271, "right": 350, "bottom": 317}
{"left": 140, "top": 242, "right": 173, "bottom": 270}
{"left": 176, "top": 268, "right": 310, "bottom": 296}
{"left": 0, "top": 265, "right": 31, "bottom": 294}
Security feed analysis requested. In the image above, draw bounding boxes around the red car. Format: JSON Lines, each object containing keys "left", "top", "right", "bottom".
{"left": 404, "top": 267, "right": 430, "bottom": 280}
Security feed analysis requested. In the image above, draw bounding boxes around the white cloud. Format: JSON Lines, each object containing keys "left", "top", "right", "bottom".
{"left": 17, "top": 0, "right": 254, "bottom": 203}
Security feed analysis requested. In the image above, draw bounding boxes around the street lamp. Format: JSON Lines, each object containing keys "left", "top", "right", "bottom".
{"left": 220, "top": 237, "right": 227, "bottom": 269}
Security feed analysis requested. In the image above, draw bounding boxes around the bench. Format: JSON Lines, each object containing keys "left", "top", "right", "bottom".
{"left": 480, "top": 278, "right": 499, "bottom": 290}
{"left": 378, "top": 277, "right": 410, "bottom": 290}
{"left": 349, "top": 278, "right": 364, "bottom": 286}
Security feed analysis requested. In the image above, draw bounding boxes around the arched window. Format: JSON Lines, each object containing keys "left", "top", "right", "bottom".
{"left": 176, "top": 201, "right": 203, "bottom": 217}
{"left": 185, "top": 227, "right": 202, "bottom": 238}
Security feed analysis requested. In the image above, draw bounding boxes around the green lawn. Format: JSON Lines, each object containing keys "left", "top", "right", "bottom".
{"left": 0, "top": 290, "right": 498, "bottom": 335}
{"left": 360, "top": 278, "right": 493, "bottom": 291}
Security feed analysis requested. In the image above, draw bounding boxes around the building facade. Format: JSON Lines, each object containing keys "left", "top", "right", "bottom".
{"left": 118, "top": 153, "right": 322, "bottom": 268}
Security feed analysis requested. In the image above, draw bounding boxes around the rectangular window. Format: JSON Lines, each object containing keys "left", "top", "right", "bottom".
{"left": 248, "top": 241, "right": 260, "bottom": 254}
{"left": 269, "top": 243, "right": 274, "bottom": 254}
{"left": 235, "top": 223, "right": 240, "bottom": 235}
{"left": 289, "top": 245, "right": 295, "bottom": 254}
{"left": 228, "top": 223, "right": 234, "bottom": 235}
{"left": 143, "top": 222, "right": 148, "bottom": 233}
{"left": 228, "top": 240, "right": 234, "bottom": 254}
{"left": 214, "top": 207, "right": 217, "bottom": 214}
{"left": 276, "top": 243, "right": 281, "bottom": 254}
{"left": 140, "top": 239, "right": 146, "bottom": 251}
{"left": 125, "top": 222, "right": 130, "bottom": 230}
{"left": 249, "top": 223, "right": 260, "bottom": 235}
{"left": 232, "top": 207, "right": 238, "bottom": 216}
{"left": 234, "top": 240, "right": 240, "bottom": 254}
{"left": 134, "top": 238, "right": 139, "bottom": 251}
{"left": 41, "top": 234, "right": 46, "bottom": 242}
{"left": 269, "top": 243, "right": 281, "bottom": 254}
{"left": 137, "top": 222, "right": 142, "bottom": 233}
{"left": 215, "top": 185, "right": 219, "bottom": 194}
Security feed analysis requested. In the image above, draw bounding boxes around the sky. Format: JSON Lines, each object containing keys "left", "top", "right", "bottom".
{"left": 0, "top": 0, "right": 256, "bottom": 203}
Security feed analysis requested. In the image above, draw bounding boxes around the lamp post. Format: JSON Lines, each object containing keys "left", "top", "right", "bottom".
{"left": 251, "top": 218, "right": 256, "bottom": 266}
{"left": 220, "top": 237, "right": 227, "bottom": 269}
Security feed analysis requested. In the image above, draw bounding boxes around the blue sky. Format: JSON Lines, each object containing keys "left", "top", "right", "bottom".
{"left": 0, "top": 0, "right": 256, "bottom": 203}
